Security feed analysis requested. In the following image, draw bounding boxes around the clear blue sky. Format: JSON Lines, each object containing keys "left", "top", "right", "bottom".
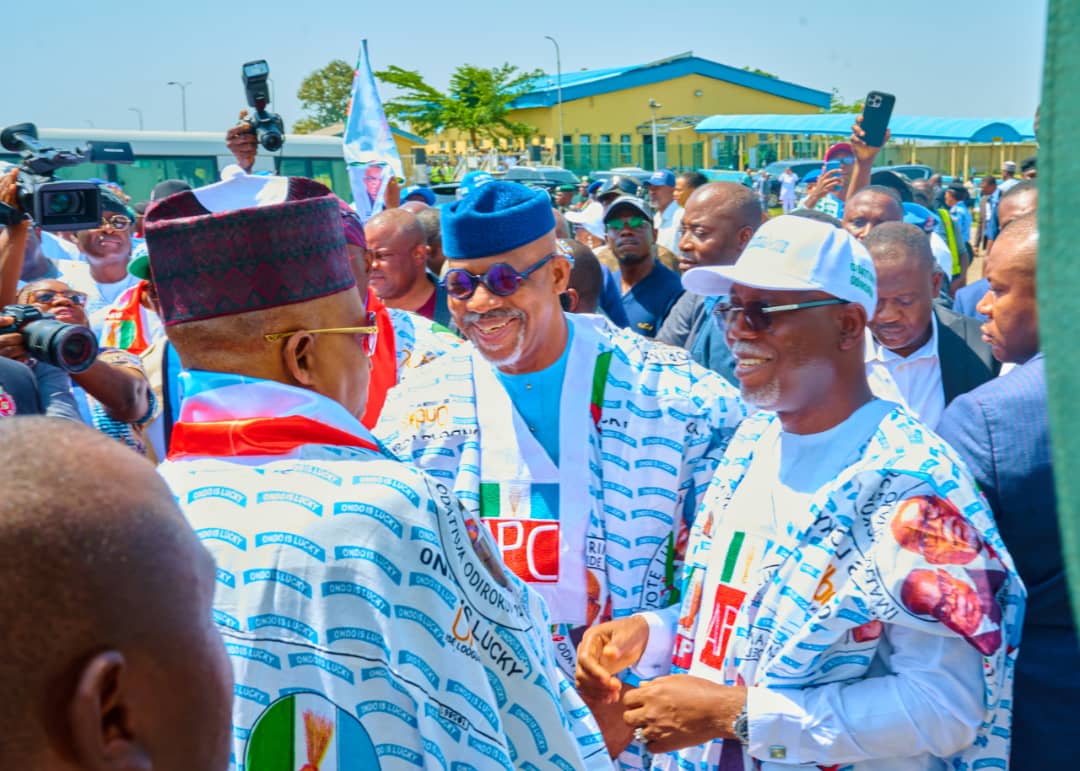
{"left": 5, "top": 0, "right": 1046, "bottom": 134}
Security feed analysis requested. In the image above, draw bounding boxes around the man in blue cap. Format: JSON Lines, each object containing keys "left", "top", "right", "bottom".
{"left": 376, "top": 180, "right": 746, "bottom": 769}
{"left": 645, "top": 170, "right": 684, "bottom": 257}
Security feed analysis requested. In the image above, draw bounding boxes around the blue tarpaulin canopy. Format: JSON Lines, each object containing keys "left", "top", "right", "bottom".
{"left": 694, "top": 114, "right": 1035, "bottom": 142}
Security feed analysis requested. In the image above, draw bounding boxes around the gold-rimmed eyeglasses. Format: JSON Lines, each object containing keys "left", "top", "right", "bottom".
{"left": 264, "top": 325, "right": 378, "bottom": 356}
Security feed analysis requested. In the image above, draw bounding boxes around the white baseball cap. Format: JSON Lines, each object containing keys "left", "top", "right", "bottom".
{"left": 565, "top": 200, "right": 605, "bottom": 240}
{"left": 682, "top": 215, "right": 877, "bottom": 318}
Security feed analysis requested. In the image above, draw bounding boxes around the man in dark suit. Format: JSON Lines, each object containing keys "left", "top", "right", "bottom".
{"left": 863, "top": 222, "right": 996, "bottom": 428}
{"left": 938, "top": 214, "right": 1076, "bottom": 770}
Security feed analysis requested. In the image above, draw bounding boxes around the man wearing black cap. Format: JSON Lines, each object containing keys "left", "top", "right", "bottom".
{"left": 604, "top": 195, "right": 684, "bottom": 337}
{"left": 376, "top": 180, "right": 746, "bottom": 767}
{"left": 146, "top": 176, "right": 608, "bottom": 770}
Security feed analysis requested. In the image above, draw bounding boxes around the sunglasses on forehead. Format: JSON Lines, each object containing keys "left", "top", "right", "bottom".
{"left": 714, "top": 298, "right": 850, "bottom": 331}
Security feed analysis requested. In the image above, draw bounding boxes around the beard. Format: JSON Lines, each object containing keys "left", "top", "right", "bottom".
{"left": 461, "top": 308, "right": 528, "bottom": 369}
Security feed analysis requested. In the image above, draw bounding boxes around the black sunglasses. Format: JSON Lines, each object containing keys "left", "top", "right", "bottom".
{"left": 714, "top": 298, "right": 850, "bottom": 331}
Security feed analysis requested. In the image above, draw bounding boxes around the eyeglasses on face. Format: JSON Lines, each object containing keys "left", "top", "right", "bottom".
{"left": 714, "top": 298, "right": 850, "bottom": 332}
{"left": 605, "top": 215, "right": 648, "bottom": 231}
{"left": 99, "top": 214, "right": 132, "bottom": 231}
{"left": 264, "top": 312, "right": 379, "bottom": 356}
{"left": 442, "top": 252, "right": 557, "bottom": 301}
{"left": 27, "top": 289, "right": 88, "bottom": 306}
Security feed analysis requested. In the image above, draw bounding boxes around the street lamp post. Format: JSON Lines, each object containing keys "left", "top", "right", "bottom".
{"left": 128, "top": 107, "right": 144, "bottom": 130}
{"left": 648, "top": 99, "right": 662, "bottom": 171}
{"left": 544, "top": 36, "right": 563, "bottom": 168}
{"left": 167, "top": 81, "right": 192, "bottom": 131}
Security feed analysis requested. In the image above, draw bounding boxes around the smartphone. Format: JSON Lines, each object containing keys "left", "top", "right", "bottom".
{"left": 824, "top": 161, "right": 842, "bottom": 173}
{"left": 861, "top": 91, "right": 896, "bottom": 147}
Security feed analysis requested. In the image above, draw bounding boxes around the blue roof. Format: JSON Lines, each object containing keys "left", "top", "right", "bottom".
{"left": 511, "top": 55, "right": 831, "bottom": 110}
{"left": 391, "top": 126, "right": 426, "bottom": 144}
{"left": 694, "top": 114, "right": 1036, "bottom": 142}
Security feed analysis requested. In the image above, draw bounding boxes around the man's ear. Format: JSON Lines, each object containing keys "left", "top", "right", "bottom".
{"left": 550, "top": 256, "right": 572, "bottom": 294}
{"left": 837, "top": 304, "right": 868, "bottom": 350}
{"left": 563, "top": 289, "right": 579, "bottom": 312}
{"left": 736, "top": 225, "right": 755, "bottom": 250}
{"left": 283, "top": 333, "right": 317, "bottom": 387}
{"left": 69, "top": 651, "right": 151, "bottom": 771}
{"left": 931, "top": 269, "right": 944, "bottom": 298}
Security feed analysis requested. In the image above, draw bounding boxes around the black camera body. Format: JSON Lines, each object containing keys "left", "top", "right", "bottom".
{"left": 0, "top": 304, "right": 99, "bottom": 373}
{"left": 241, "top": 60, "right": 285, "bottom": 152}
{"left": 0, "top": 123, "right": 133, "bottom": 231}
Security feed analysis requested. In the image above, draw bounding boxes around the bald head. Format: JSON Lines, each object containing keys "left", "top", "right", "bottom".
{"left": 843, "top": 186, "right": 904, "bottom": 241}
{"left": 998, "top": 180, "right": 1038, "bottom": 230}
{"left": 677, "top": 182, "right": 763, "bottom": 270}
{"left": 0, "top": 418, "right": 232, "bottom": 769}
{"left": 561, "top": 239, "right": 603, "bottom": 313}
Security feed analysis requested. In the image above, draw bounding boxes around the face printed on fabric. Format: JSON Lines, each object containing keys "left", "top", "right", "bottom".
{"left": 605, "top": 206, "right": 655, "bottom": 265}
{"left": 76, "top": 206, "right": 133, "bottom": 262}
{"left": 978, "top": 227, "right": 1039, "bottom": 364}
{"left": 364, "top": 165, "right": 384, "bottom": 200}
{"left": 447, "top": 233, "right": 569, "bottom": 373}
{"left": 902, "top": 568, "right": 985, "bottom": 639}
{"left": 18, "top": 279, "right": 90, "bottom": 326}
{"left": 724, "top": 284, "right": 843, "bottom": 412}
{"left": 842, "top": 192, "right": 903, "bottom": 241}
{"left": 890, "top": 496, "right": 982, "bottom": 565}
{"left": 869, "top": 252, "right": 940, "bottom": 357}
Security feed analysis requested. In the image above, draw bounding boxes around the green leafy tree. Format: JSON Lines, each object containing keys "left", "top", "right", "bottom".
{"left": 293, "top": 59, "right": 355, "bottom": 134}
{"left": 823, "top": 88, "right": 865, "bottom": 113}
{"left": 741, "top": 66, "right": 778, "bottom": 79}
{"left": 376, "top": 63, "right": 542, "bottom": 148}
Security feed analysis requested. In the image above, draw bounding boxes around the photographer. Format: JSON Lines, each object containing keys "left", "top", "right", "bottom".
{"left": 9, "top": 279, "right": 154, "bottom": 452}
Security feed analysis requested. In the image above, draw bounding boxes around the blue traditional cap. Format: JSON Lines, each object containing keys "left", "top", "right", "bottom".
{"left": 457, "top": 171, "right": 495, "bottom": 199}
{"left": 442, "top": 181, "right": 555, "bottom": 260}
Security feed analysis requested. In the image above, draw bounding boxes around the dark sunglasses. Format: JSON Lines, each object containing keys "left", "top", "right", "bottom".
{"left": 605, "top": 215, "right": 648, "bottom": 231}
{"left": 714, "top": 298, "right": 850, "bottom": 332}
{"left": 27, "top": 289, "right": 89, "bottom": 306}
{"left": 442, "top": 252, "right": 556, "bottom": 301}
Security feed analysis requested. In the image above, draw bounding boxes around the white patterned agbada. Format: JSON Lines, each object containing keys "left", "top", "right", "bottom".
{"left": 161, "top": 371, "right": 611, "bottom": 771}
{"left": 651, "top": 406, "right": 1024, "bottom": 771}
{"left": 376, "top": 313, "right": 747, "bottom": 768}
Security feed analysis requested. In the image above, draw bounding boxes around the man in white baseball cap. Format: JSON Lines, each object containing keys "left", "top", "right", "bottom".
{"left": 576, "top": 214, "right": 1023, "bottom": 771}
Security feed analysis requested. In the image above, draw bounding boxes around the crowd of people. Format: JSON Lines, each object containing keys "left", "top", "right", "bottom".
{"left": 0, "top": 109, "right": 1067, "bottom": 771}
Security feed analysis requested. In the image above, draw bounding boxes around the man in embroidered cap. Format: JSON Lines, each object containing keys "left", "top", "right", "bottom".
{"left": 576, "top": 215, "right": 1024, "bottom": 771}
{"left": 375, "top": 180, "right": 747, "bottom": 769}
{"left": 146, "top": 176, "right": 609, "bottom": 771}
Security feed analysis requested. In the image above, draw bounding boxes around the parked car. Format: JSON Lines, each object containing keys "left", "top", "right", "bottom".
{"left": 502, "top": 165, "right": 580, "bottom": 189}
{"left": 761, "top": 160, "right": 824, "bottom": 207}
{"left": 881, "top": 164, "right": 933, "bottom": 181}
{"left": 701, "top": 169, "right": 753, "bottom": 187}
{"left": 589, "top": 167, "right": 652, "bottom": 186}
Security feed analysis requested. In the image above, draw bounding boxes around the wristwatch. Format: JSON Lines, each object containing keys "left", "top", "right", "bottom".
{"left": 732, "top": 707, "right": 750, "bottom": 745}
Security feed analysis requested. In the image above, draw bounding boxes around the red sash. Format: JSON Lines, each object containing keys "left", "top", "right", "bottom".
{"left": 361, "top": 289, "right": 398, "bottom": 429}
{"left": 168, "top": 414, "right": 379, "bottom": 460}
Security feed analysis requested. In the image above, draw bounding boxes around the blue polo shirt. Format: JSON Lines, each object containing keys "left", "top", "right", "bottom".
{"left": 493, "top": 319, "right": 574, "bottom": 465}
{"left": 617, "top": 261, "right": 684, "bottom": 338}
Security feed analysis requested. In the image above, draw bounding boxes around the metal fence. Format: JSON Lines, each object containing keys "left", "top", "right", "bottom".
{"left": 559, "top": 142, "right": 707, "bottom": 176}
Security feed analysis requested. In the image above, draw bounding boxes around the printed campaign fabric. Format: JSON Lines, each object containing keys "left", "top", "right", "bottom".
{"left": 658, "top": 407, "right": 1025, "bottom": 771}
{"left": 159, "top": 371, "right": 611, "bottom": 771}
{"left": 376, "top": 314, "right": 747, "bottom": 768}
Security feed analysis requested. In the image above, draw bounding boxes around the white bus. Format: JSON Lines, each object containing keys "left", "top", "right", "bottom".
{"left": 0, "top": 128, "right": 355, "bottom": 204}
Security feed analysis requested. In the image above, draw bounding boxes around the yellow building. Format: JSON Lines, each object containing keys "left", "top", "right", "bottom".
{"left": 428, "top": 52, "right": 831, "bottom": 174}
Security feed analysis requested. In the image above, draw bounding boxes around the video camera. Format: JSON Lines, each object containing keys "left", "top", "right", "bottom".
{"left": 0, "top": 123, "right": 133, "bottom": 231}
{"left": 241, "top": 60, "right": 285, "bottom": 152}
{"left": 0, "top": 304, "right": 98, "bottom": 373}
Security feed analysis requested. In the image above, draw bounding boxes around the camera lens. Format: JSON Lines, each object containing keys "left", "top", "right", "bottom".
{"left": 260, "top": 130, "right": 284, "bottom": 152}
{"left": 43, "top": 190, "right": 85, "bottom": 216}
{"left": 22, "top": 319, "right": 98, "bottom": 373}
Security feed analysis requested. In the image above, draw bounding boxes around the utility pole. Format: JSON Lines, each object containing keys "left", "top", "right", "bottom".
{"left": 128, "top": 107, "right": 144, "bottom": 130}
{"left": 544, "top": 36, "right": 564, "bottom": 168}
{"left": 167, "top": 81, "right": 192, "bottom": 131}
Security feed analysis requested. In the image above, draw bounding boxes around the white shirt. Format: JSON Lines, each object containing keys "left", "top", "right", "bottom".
{"left": 637, "top": 399, "right": 984, "bottom": 769}
{"left": 865, "top": 314, "right": 946, "bottom": 428}
{"left": 929, "top": 232, "right": 953, "bottom": 277}
{"left": 654, "top": 200, "right": 684, "bottom": 256}
{"left": 779, "top": 171, "right": 798, "bottom": 200}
